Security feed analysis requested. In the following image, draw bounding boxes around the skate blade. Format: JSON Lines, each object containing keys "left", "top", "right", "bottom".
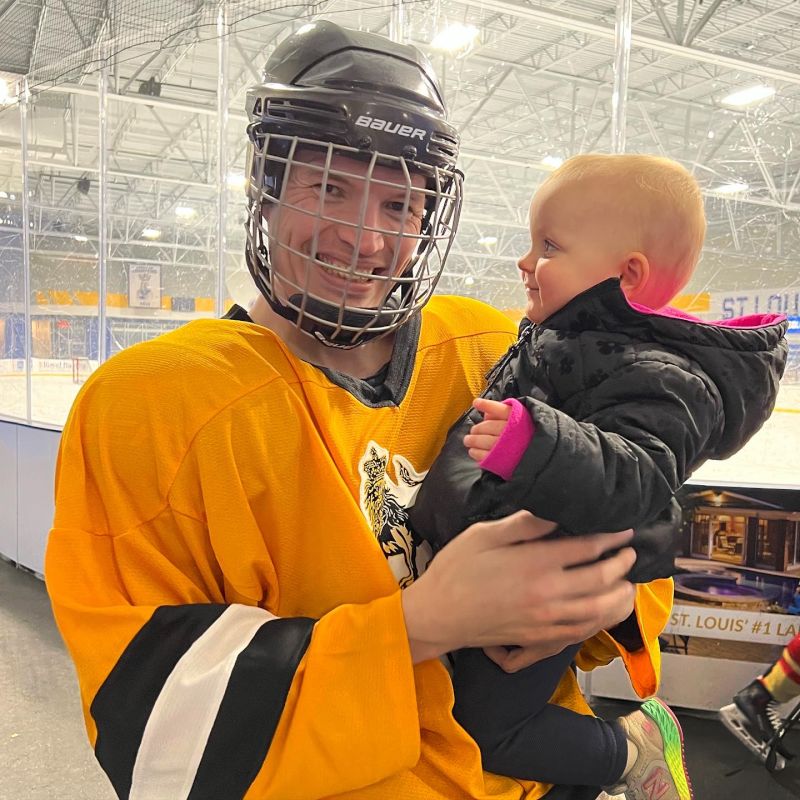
{"left": 719, "top": 704, "right": 786, "bottom": 771}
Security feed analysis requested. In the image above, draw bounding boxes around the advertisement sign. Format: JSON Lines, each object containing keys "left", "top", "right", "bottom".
{"left": 667, "top": 605, "right": 799, "bottom": 645}
{"left": 708, "top": 288, "right": 800, "bottom": 319}
{"left": 128, "top": 265, "right": 162, "bottom": 309}
{"left": 588, "top": 482, "right": 800, "bottom": 711}
{"left": 662, "top": 482, "right": 800, "bottom": 666}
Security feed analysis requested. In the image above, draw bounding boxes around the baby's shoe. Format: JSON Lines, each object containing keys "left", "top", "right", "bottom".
{"left": 604, "top": 697, "right": 693, "bottom": 800}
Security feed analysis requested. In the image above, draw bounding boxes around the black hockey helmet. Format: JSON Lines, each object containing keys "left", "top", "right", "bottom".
{"left": 243, "top": 20, "right": 463, "bottom": 348}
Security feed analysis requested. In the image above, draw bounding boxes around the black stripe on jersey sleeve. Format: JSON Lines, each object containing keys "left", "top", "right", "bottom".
{"left": 90, "top": 603, "right": 227, "bottom": 800}
{"left": 187, "top": 616, "right": 316, "bottom": 800}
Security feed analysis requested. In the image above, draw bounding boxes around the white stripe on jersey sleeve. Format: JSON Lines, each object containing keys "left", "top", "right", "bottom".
{"left": 129, "top": 604, "right": 278, "bottom": 800}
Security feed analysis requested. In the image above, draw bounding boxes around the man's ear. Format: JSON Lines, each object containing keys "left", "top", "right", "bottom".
{"left": 619, "top": 252, "right": 650, "bottom": 300}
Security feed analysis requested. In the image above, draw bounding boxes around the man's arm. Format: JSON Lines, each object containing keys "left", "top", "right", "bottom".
{"left": 46, "top": 519, "right": 425, "bottom": 800}
{"left": 48, "top": 513, "right": 635, "bottom": 800}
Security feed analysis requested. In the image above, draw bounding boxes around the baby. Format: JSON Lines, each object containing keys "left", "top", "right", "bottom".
{"left": 409, "top": 154, "right": 788, "bottom": 799}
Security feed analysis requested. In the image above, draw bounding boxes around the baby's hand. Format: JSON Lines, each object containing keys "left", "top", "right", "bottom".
{"left": 464, "top": 398, "right": 511, "bottom": 462}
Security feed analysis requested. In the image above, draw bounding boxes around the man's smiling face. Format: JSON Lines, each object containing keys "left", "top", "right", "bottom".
{"left": 264, "top": 149, "right": 427, "bottom": 312}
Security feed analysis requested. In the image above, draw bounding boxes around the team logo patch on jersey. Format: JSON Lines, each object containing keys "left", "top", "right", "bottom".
{"left": 358, "top": 441, "right": 431, "bottom": 588}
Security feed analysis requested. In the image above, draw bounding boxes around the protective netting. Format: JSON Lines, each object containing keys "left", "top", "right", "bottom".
{"left": 12, "top": 0, "right": 390, "bottom": 94}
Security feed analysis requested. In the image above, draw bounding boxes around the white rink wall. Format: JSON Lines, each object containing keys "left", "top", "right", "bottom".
{"left": 0, "top": 419, "right": 60, "bottom": 573}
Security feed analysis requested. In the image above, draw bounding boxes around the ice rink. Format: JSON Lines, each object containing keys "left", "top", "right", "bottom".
{"left": 693, "top": 383, "right": 800, "bottom": 487}
{"left": 1, "top": 364, "right": 798, "bottom": 488}
{"left": 0, "top": 368, "right": 84, "bottom": 426}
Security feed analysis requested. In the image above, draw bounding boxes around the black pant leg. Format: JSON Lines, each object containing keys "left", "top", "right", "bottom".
{"left": 451, "top": 644, "right": 582, "bottom": 754}
{"left": 541, "top": 786, "right": 607, "bottom": 800}
{"left": 485, "top": 702, "right": 627, "bottom": 785}
{"left": 450, "top": 646, "right": 627, "bottom": 785}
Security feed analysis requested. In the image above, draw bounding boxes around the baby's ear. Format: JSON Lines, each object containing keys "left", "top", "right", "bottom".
{"left": 619, "top": 252, "right": 650, "bottom": 299}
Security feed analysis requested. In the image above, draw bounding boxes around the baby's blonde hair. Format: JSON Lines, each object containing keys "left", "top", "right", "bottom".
{"left": 541, "top": 154, "right": 706, "bottom": 308}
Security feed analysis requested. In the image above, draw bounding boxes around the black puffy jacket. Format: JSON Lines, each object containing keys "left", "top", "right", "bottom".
{"left": 409, "top": 278, "right": 788, "bottom": 582}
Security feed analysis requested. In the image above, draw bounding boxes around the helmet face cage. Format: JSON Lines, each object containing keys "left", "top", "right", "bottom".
{"left": 245, "top": 132, "right": 463, "bottom": 348}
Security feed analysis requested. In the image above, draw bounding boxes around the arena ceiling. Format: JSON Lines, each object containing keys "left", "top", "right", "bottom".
{"left": 1, "top": 0, "right": 799, "bottom": 310}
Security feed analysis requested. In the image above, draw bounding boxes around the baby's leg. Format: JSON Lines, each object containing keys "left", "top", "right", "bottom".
{"left": 451, "top": 646, "right": 627, "bottom": 785}
{"left": 483, "top": 702, "right": 626, "bottom": 785}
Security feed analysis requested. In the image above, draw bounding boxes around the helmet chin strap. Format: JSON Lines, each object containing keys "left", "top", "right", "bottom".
{"left": 269, "top": 290, "right": 405, "bottom": 349}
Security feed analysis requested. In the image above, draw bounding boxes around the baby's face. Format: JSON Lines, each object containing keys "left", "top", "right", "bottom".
{"left": 518, "top": 177, "right": 641, "bottom": 323}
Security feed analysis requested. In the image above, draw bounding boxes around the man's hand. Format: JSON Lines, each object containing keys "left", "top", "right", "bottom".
{"left": 401, "top": 510, "right": 636, "bottom": 665}
{"left": 463, "top": 397, "right": 512, "bottom": 461}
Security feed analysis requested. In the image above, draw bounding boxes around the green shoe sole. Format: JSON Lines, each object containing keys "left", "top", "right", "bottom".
{"left": 641, "top": 697, "right": 694, "bottom": 800}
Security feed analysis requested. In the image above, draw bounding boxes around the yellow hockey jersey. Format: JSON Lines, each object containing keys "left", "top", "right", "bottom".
{"left": 46, "top": 295, "right": 672, "bottom": 800}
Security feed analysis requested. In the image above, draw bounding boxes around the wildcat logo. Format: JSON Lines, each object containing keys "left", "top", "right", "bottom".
{"left": 355, "top": 115, "right": 426, "bottom": 140}
{"left": 358, "top": 441, "right": 431, "bottom": 588}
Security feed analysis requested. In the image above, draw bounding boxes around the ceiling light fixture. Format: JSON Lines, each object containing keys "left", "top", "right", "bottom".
{"left": 721, "top": 84, "right": 775, "bottom": 107}
{"left": 478, "top": 235, "right": 498, "bottom": 246}
{"left": 464, "top": 276, "right": 475, "bottom": 286}
{"left": 141, "top": 227, "right": 162, "bottom": 240}
{"left": 74, "top": 234, "right": 88, "bottom": 242}
{"left": 712, "top": 181, "right": 748, "bottom": 194}
{"left": 431, "top": 23, "right": 479, "bottom": 51}
{"left": 541, "top": 155, "right": 564, "bottom": 169}
{"left": 175, "top": 205, "right": 195, "bottom": 218}
{"left": 226, "top": 172, "right": 246, "bottom": 189}
{"left": 0, "top": 78, "right": 15, "bottom": 105}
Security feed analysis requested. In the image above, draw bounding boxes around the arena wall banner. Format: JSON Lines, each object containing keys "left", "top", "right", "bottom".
{"left": 584, "top": 481, "right": 800, "bottom": 711}
{"left": 707, "top": 288, "right": 800, "bottom": 319}
{"left": 128, "top": 264, "right": 162, "bottom": 309}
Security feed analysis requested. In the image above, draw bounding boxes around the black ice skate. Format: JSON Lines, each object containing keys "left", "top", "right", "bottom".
{"left": 719, "top": 680, "right": 792, "bottom": 771}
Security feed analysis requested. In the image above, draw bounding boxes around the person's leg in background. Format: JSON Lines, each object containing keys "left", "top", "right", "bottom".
{"left": 720, "top": 631, "right": 800, "bottom": 766}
